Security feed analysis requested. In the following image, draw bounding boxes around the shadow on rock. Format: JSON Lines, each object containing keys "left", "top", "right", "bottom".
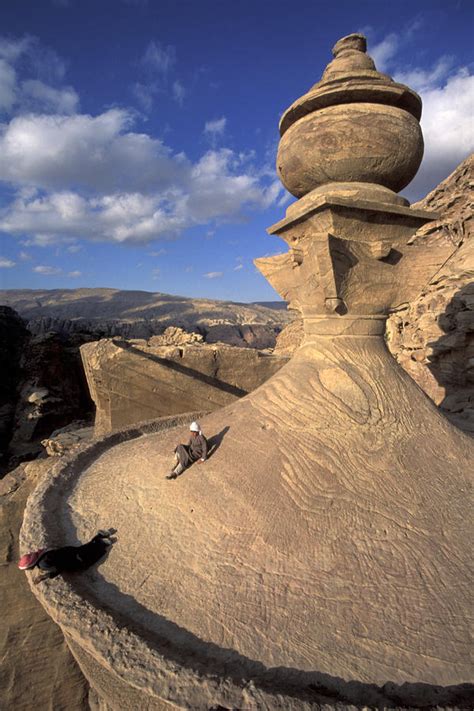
{"left": 426, "top": 282, "right": 474, "bottom": 435}
{"left": 70, "top": 568, "right": 473, "bottom": 709}
{"left": 207, "top": 426, "right": 230, "bottom": 459}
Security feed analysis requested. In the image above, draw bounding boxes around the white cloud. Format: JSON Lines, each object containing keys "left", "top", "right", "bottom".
{"left": 0, "top": 109, "right": 187, "bottom": 192}
{"left": 394, "top": 56, "right": 454, "bottom": 94}
{"left": 172, "top": 80, "right": 185, "bottom": 105}
{"left": 0, "top": 146, "right": 282, "bottom": 244}
{"left": 370, "top": 33, "right": 399, "bottom": 72}
{"left": 0, "top": 36, "right": 32, "bottom": 62}
{"left": 132, "top": 41, "right": 184, "bottom": 112}
{"left": 148, "top": 248, "right": 166, "bottom": 256}
{"left": 67, "top": 243, "right": 81, "bottom": 253}
{"left": 204, "top": 117, "right": 226, "bottom": 136}
{"left": 0, "top": 34, "right": 78, "bottom": 115}
{"left": 33, "top": 264, "right": 62, "bottom": 274}
{"left": 0, "top": 58, "right": 16, "bottom": 110}
{"left": 0, "top": 37, "right": 283, "bottom": 246}
{"left": 132, "top": 82, "right": 154, "bottom": 112}
{"left": 367, "top": 31, "right": 474, "bottom": 200}
{"left": 142, "top": 41, "right": 175, "bottom": 75}
{"left": 21, "top": 79, "right": 79, "bottom": 113}
{"left": 0, "top": 257, "right": 15, "bottom": 267}
{"left": 233, "top": 263, "right": 243, "bottom": 271}
{"left": 19, "top": 250, "right": 31, "bottom": 260}
{"left": 67, "top": 270, "right": 81, "bottom": 277}
{"left": 152, "top": 267, "right": 161, "bottom": 279}
{"left": 204, "top": 271, "right": 223, "bottom": 279}
{"left": 408, "top": 70, "right": 474, "bottom": 198}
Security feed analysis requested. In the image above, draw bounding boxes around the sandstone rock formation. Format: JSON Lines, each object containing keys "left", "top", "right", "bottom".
{"left": 0, "top": 459, "right": 89, "bottom": 710}
{"left": 0, "top": 288, "right": 291, "bottom": 347}
{"left": 274, "top": 317, "right": 304, "bottom": 355}
{"left": 6, "top": 330, "right": 94, "bottom": 468}
{"left": 21, "top": 33, "right": 473, "bottom": 710}
{"left": 41, "top": 421, "right": 94, "bottom": 457}
{"left": 386, "top": 155, "right": 474, "bottom": 434}
{"left": 81, "top": 337, "right": 288, "bottom": 434}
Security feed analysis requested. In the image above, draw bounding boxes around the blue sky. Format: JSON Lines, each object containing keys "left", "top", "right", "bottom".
{"left": 0, "top": 0, "right": 472, "bottom": 301}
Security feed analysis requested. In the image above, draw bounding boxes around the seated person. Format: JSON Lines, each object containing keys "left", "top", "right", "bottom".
{"left": 167, "top": 421, "right": 207, "bottom": 479}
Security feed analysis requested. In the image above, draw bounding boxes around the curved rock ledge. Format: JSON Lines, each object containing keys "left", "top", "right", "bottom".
{"left": 20, "top": 366, "right": 473, "bottom": 709}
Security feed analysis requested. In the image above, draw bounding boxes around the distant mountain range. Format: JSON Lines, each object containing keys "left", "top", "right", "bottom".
{"left": 0, "top": 288, "right": 292, "bottom": 343}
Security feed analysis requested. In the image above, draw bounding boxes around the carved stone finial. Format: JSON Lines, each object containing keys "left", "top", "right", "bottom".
{"left": 332, "top": 33, "right": 367, "bottom": 56}
{"left": 277, "top": 33, "right": 423, "bottom": 199}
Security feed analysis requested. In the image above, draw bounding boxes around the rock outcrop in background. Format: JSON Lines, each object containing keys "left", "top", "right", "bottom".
{"left": 1, "top": 325, "right": 94, "bottom": 472}
{"left": 386, "top": 155, "right": 473, "bottom": 434}
{"left": 81, "top": 331, "right": 288, "bottom": 434}
{"left": 0, "top": 298, "right": 291, "bottom": 472}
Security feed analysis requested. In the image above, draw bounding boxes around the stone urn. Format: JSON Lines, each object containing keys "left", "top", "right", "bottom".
{"left": 277, "top": 33, "right": 424, "bottom": 198}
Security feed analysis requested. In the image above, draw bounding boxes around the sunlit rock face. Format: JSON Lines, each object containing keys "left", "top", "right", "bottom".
{"left": 80, "top": 337, "right": 288, "bottom": 435}
{"left": 21, "top": 34, "right": 473, "bottom": 710}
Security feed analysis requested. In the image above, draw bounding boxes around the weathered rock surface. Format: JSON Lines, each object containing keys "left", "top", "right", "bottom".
{"left": 0, "top": 288, "right": 291, "bottom": 347}
{"left": 0, "top": 459, "right": 89, "bottom": 710}
{"left": 274, "top": 317, "right": 305, "bottom": 355}
{"left": 386, "top": 154, "right": 474, "bottom": 434}
{"left": 147, "top": 325, "right": 204, "bottom": 346}
{"left": 41, "top": 421, "right": 94, "bottom": 457}
{"left": 81, "top": 338, "right": 289, "bottom": 434}
{"left": 7, "top": 331, "right": 94, "bottom": 468}
{"left": 277, "top": 32, "right": 423, "bottom": 198}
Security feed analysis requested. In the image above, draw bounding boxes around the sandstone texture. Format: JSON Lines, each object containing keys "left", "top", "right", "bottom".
{"left": 20, "top": 33, "right": 473, "bottom": 710}
{"left": 41, "top": 421, "right": 94, "bottom": 457}
{"left": 0, "top": 459, "right": 89, "bottom": 711}
{"left": 0, "top": 288, "right": 291, "bottom": 347}
{"left": 386, "top": 155, "right": 474, "bottom": 434}
{"left": 6, "top": 330, "right": 94, "bottom": 469}
{"left": 274, "top": 317, "right": 305, "bottom": 356}
{"left": 80, "top": 337, "right": 288, "bottom": 434}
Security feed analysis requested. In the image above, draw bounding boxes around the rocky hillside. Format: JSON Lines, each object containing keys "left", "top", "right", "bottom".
{"left": 0, "top": 289, "right": 292, "bottom": 349}
{"left": 0, "top": 307, "right": 94, "bottom": 474}
{"left": 386, "top": 154, "right": 473, "bottom": 434}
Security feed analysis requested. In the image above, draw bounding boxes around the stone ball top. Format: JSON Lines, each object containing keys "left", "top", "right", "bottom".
{"left": 332, "top": 33, "right": 367, "bottom": 56}
{"left": 279, "top": 32, "right": 422, "bottom": 136}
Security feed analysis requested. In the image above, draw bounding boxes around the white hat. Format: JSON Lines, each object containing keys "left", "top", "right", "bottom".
{"left": 189, "top": 421, "right": 200, "bottom": 432}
